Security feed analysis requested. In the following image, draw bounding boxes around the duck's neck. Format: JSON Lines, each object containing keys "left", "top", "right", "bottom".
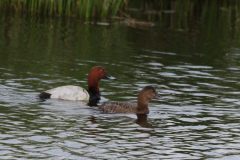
{"left": 87, "top": 79, "right": 101, "bottom": 103}
{"left": 137, "top": 94, "right": 149, "bottom": 111}
{"left": 87, "top": 73, "right": 101, "bottom": 104}
{"left": 88, "top": 77, "right": 100, "bottom": 93}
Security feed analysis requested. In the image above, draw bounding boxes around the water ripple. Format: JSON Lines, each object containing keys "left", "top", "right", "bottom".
{"left": 1, "top": 20, "right": 240, "bottom": 159}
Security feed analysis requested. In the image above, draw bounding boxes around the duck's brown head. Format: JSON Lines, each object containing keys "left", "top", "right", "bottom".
{"left": 88, "top": 66, "right": 117, "bottom": 80}
{"left": 137, "top": 86, "right": 161, "bottom": 110}
{"left": 87, "top": 66, "right": 117, "bottom": 92}
{"left": 140, "top": 86, "right": 161, "bottom": 100}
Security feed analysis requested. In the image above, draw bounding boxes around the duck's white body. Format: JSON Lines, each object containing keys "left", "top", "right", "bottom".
{"left": 45, "top": 85, "right": 90, "bottom": 101}
{"left": 39, "top": 66, "right": 117, "bottom": 101}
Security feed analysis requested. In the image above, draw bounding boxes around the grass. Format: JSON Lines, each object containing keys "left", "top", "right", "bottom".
{"left": 0, "top": 0, "right": 239, "bottom": 31}
{"left": 0, "top": 0, "right": 128, "bottom": 19}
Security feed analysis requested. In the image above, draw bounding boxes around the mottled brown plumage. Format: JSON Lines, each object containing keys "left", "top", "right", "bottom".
{"left": 99, "top": 86, "right": 161, "bottom": 114}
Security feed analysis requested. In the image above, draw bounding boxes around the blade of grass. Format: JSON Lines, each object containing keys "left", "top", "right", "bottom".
{"left": 34, "top": 0, "right": 38, "bottom": 15}
{"left": 86, "top": 0, "right": 92, "bottom": 19}
{"left": 23, "top": 0, "right": 27, "bottom": 13}
{"left": 59, "top": 0, "right": 62, "bottom": 16}
{"left": 66, "top": 0, "right": 70, "bottom": 16}
{"left": 49, "top": 0, "right": 52, "bottom": 15}
{"left": 101, "top": 0, "right": 110, "bottom": 19}
{"left": 38, "top": 0, "right": 42, "bottom": 15}
{"left": 111, "top": 0, "right": 122, "bottom": 18}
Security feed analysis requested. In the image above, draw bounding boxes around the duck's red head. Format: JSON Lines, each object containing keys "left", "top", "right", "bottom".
{"left": 87, "top": 66, "right": 117, "bottom": 92}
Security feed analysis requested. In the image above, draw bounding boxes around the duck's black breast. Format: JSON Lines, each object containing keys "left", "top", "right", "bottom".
{"left": 38, "top": 92, "right": 51, "bottom": 99}
{"left": 87, "top": 89, "right": 101, "bottom": 105}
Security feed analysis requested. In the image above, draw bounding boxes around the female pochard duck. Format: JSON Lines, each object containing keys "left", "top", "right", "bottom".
{"left": 99, "top": 86, "right": 161, "bottom": 114}
{"left": 39, "top": 66, "right": 117, "bottom": 101}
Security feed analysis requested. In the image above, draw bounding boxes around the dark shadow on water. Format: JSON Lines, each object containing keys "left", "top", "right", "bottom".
{"left": 87, "top": 114, "right": 149, "bottom": 127}
{"left": 135, "top": 114, "right": 148, "bottom": 127}
{"left": 87, "top": 99, "right": 100, "bottom": 107}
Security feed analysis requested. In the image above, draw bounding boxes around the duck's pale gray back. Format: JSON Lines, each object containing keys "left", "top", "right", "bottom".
{"left": 45, "top": 85, "right": 89, "bottom": 101}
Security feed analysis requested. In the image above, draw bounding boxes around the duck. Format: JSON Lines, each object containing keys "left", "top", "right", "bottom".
{"left": 99, "top": 86, "right": 161, "bottom": 114}
{"left": 38, "top": 66, "right": 117, "bottom": 101}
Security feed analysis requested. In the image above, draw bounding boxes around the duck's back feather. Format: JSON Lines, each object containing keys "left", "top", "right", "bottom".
{"left": 43, "top": 85, "right": 89, "bottom": 101}
{"left": 99, "top": 102, "right": 138, "bottom": 113}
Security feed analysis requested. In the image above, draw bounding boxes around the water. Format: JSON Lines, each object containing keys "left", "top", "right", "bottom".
{"left": 1, "top": 13, "right": 240, "bottom": 159}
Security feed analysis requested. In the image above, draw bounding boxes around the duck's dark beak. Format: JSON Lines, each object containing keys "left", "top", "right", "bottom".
{"left": 105, "top": 73, "right": 117, "bottom": 80}
{"left": 154, "top": 91, "right": 167, "bottom": 101}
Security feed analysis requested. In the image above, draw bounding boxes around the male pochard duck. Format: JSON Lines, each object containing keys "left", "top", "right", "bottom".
{"left": 38, "top": 66, "right": 117, "bottom": 101}
{"left": 99, "top": 86, "right": 161, "bottom": 114}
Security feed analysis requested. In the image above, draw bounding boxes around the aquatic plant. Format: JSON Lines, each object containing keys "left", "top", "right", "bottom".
{"left": 127, "top": 0, "right": 239, "bottom": 31}
{"left": 0, "top": 0, "right": 127, "bottom": 19}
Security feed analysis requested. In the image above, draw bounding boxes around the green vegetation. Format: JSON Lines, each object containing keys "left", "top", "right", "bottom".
{"left": 0, "top": 0, "right": 239, "bottom": 32}
{"left": 0, "top": 0, "right": 127, "bottom": 19}
{"left": 127, "top": 0, "right": 240, "bottom": 30}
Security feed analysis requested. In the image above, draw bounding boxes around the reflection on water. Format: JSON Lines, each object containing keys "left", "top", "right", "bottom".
{"left": 1, "top": 4, "right": 240, "bottom": 159}
{"left": 136, "top": 114, "right": 148, "bottom": 127}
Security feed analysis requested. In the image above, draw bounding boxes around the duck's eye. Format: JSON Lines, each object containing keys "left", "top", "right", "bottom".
{"left": 100, "top": 69, "right": 103, "bottom": 72}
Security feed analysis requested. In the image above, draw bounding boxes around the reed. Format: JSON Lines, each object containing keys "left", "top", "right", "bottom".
{"left": 127, "top": 0, "right": 240, "bottom": 31}
{"left": 0, "top": 0, "right": 127, "bottom": 19}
